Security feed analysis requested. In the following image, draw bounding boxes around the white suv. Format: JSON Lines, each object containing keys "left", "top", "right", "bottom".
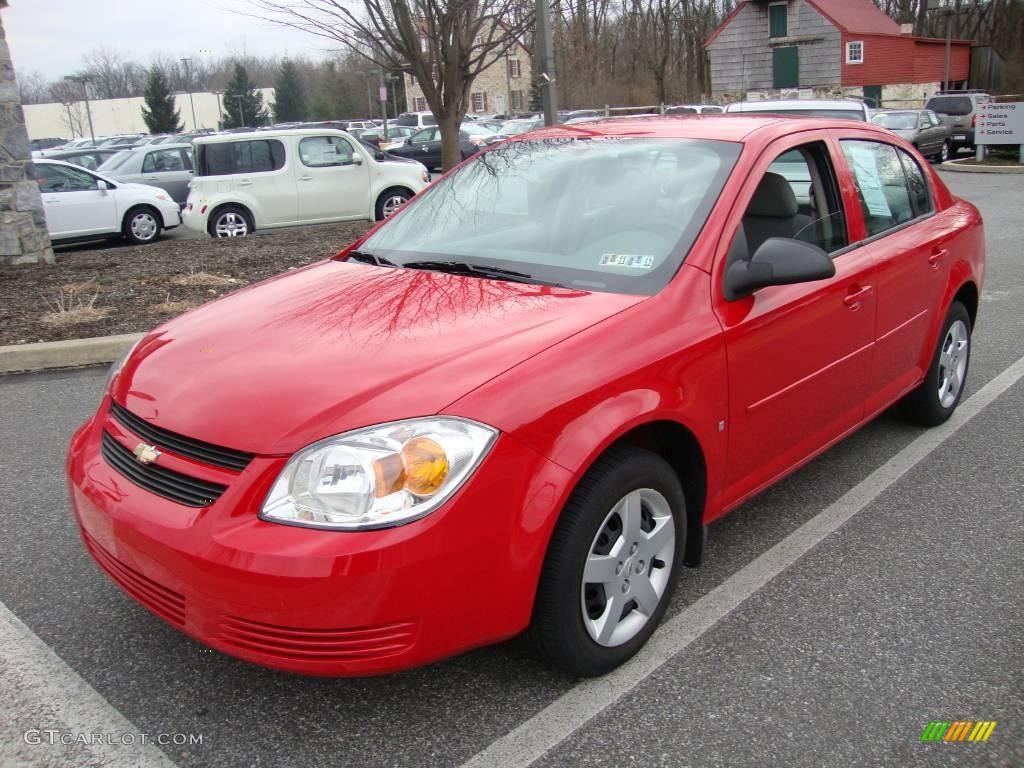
{"left": 34, "top": 158, "right": 182, "bottom": 245}
{"left": 183, "top": 129, "right": 430, "bottom": 238}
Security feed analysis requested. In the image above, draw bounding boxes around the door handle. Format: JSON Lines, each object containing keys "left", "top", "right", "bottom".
{"left": 146, "top": 176, "right": 159, "bottom": 181}
{"left": 928, "top": 247, "right": 947, "bottom": 267}
{"left": 237, "top": 180, "right": 253, "bottom": 186}
{"left": 843, "top": 285, "right": 873, "bottom": 307}
{"left": 299, "top": 174, "right": 313, "bottom": 181}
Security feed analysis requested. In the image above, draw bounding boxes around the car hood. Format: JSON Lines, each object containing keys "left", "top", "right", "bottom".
{"left": 113, "top": 260, "right": 644, "bottom": 454}
{"left": 890, "top": 129, "right": 917, "bottom": 139}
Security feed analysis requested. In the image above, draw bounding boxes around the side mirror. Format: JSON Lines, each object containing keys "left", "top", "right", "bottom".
{"left": 351, "top": 155, "right": 363, "bottom": 165}
{"left": 724, "top": 237, "right": 834, "bottom": 300}
{"left": 96, "top": 180, "right": 108, "bottom": 193}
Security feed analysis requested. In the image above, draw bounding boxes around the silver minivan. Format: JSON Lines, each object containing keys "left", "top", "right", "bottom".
{"left": 97, "top": 143, "right": 195, "bottom": 204}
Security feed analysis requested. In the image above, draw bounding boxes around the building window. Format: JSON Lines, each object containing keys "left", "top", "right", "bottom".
{"left": 471, "top": 92, "right": 488, "bottom": 113}
{"left": 769, "top": 3, "right": 788, "bottom": 38}
{"left": 511, "top": 90, "right": 524, "bottom": 111}
{"left": 419, "top": 36, "right": 428, "bottom": 52}
{"left": 846, "top": 41, "right": 864, "bottom": 64}
{"left": 414, "top": 96, "right": 427, "bottom": 111}
{"left": 508, "top": 58, "right": 521, "bottom": 79}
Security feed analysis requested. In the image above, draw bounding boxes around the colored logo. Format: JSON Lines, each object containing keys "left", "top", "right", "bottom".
{"left": 921, "top": 720, "right": 997, "bottom": 742}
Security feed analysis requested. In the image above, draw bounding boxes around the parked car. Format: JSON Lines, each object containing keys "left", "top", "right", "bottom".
{"left": 724, "top": 99, "right": 870, "bottom": 121}
{"left": 558, "top": 109, "right": 603, "bottom": 122}
{"left": 97, "top": 143, "right": 195, "bottom": 204}
{"left": 33, "top": 158, "right": 181, "bottom": 245}
{"left": 183, "top": 128, "right": 430, "bottom": 237}
{"left": 386, "top": 126, "right": 492, "bottom": 170}
{"left": 58, "top": 137, "right": 101, "bottom": 150}
{"left": 498, "top": 118, "right": 544, "bottom": 137}
{"left": 30, "top": 137, "right": 67, "bottom": 154}
{"left": 42, "top": 148, "right": 124, "bottom": 171}
{"left": 395, "top": 111, "right": 438, "bottom": 128}
{"left": 665, "top": 104, "right": 724, "bottom": 115}
{"left": 378, "top": 126, "right": 417, "bottom": 151}
{"left": 924, "top": 90, "right": 990, "bottom": 152}
{"left": 67, "top": 115, "right": 982, "bottom": 678}
{"left": 871, "top": 109, "right": 951, "bottom": 162}
{"left": 95, "top": 134, "right": 147, "bottom": 150}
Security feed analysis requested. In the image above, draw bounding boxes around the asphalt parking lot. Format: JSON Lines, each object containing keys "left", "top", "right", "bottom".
{"left": 1, "top": 172, "right": 1021, "bottom": 768}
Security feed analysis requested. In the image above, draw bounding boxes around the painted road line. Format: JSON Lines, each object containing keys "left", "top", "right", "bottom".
{"left": 459, "top": 354, "right": 1024, "bottom": 768}
{"left": 0, "top": 602, "right": 178, "bottom": 768}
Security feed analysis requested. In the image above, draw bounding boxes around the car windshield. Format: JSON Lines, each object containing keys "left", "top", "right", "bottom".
{"left": 925, "top": 96, "right": 973, "bottom": 116}
{"left": 97, "top": 150, "right": 132, "bottom": 171}
{"left": 356, "top": 137, "right": 740, "bottom": 295}
{"left": 872, "top": 112, "right": 919, "bottom": 130}
{"left": 499, "top": 121, "right": 536, "bottom": 136}
{"left": 462, "top": 124, "right": 494, "bottom": 136}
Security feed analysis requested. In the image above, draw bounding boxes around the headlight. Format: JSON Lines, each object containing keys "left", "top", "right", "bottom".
{"left": 154, "top": 193, "right": 169, "bottom": 201}
{"left": 261, "top": 417, "right": 497, "bottom": 530}
{"left": 105, "top": 339, "right": 140, "bottom": 393}
{"left": 421, "top": 169, "right": 430, "bottom": 183}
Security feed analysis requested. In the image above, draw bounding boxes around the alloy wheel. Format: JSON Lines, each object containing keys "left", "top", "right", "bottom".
{"left": 381, "top": 194, "right": 408, "bottom": 218}
{"left": 580, "top": 488, "right": 675, "bottom": 647}
{"left": 937, "top": 319, "right": 969, "bottom": 408}
{"left": 940, "top": 141, "right": 950, "bottom": 162}
{"left": 214, "top": 212, "right": 249, "bottom": 237}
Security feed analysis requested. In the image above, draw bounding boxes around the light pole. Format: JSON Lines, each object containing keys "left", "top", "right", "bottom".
{"left": 212, "top": 90, "right": 224, "bottom": 130}
{"left": 180, "top": 57, "right": 199, "bottom": 130}
{"left": 377, "top": 67, "right": 389, "bottom": 139}
{"left": 64, "top": 75, "right": 95, "bottom": 142}
{"left": 61, "top": 102, "right": 76, "bottom": 138}
{"left": 235, "top": 95, "right": 246, "bottom": 127}
{"left": 359, "top": 72, "right": 374, "bottom": 120}
{"left": 534, "top": 0, "right": 558, "bottom": 125}
{"left": 386, "top": 73, "right": 401, "bottom": 123}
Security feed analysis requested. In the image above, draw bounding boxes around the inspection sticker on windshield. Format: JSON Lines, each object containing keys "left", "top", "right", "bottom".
{"left": 600, "top": 253, "right": 655, "bottom": 269}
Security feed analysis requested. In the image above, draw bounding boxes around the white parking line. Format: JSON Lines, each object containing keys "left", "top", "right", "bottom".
{"left": 459, "top": 354, "right": 1024, "bottom": 768}
{"left": 0, "top": 604, "right": 178, "bottom": 768}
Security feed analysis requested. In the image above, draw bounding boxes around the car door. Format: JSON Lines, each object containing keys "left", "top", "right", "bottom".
{"left": 409, "top": 127, "right": 442, "bottom": 168}
{"left": 231, "top": 138, "right": 297, "bottom": 226}
{"left": 140, "top": 147, "right": 193, "bottom": 203}
{"left": 711, "top": 133, "right": 878, "bottom": 508}
{"left": 295, "top": 134, "right": 371, "bottom": 221}
{"left": 35, "top": 163, "right": 117, "bottom": 238}
{"left": 834, "top": 136, "right": 947, "bottom": 416}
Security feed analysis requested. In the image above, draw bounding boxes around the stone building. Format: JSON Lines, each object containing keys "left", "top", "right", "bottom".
{"left": 705, "top": 0, "right": 972, "bottom": 108}
{"left": 405, "top": 29, "right": 532, "bottom": 117}
{"left": 0, "top": 0, "right": 52, "bottom": 264}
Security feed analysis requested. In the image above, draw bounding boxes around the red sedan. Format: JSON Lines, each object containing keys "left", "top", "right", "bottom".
{"left": 67, "top": 116, "right": 984, "bottom": 677}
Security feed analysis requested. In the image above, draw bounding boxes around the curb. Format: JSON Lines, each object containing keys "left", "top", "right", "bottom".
{"left": 940, "top": 160, "right": 1024, "bottom": 174}
{"left": 0, "top": 332, "right": 144, "bottom": 375}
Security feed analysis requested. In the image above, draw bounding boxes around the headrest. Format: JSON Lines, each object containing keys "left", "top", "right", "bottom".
{"left": 746, "top": 172, "right": 798, "bottom": 218}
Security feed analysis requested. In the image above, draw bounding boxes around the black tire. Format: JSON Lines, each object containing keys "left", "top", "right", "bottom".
{"left": 122, "top": 205, "right": 162, "bottom": 245}
{"left": 900, "top": 301, "right": 972, "bottom": 426}
{"left": 935, "top": 140, "right": 950, "bottom": 163}
{"left": 207, "top": 205, "right": 253, "bottom": 238}
{"left": 529, "top": 445, "right": 686, "bottom": 677}
{"left": 374, "top": 187, "right": 413, "bottom": 221}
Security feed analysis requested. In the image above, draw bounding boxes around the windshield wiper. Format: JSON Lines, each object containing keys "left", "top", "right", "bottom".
{"left": 402, "top": 260, "right": 565, "bottom": 288}
{"left": 346, "top": 250, "right": 397, "bottom": 267}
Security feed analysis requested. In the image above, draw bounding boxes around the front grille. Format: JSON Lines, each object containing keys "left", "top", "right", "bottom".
{"left": 219, "top": 616, "right": 417, "bottom": 662}
{"left": 82, "top": 529, "right": 186, "bottom": 627}
{"left": 101, "top": 432, "right": 226, "bottom": 507}
{"left": 110, "top": 401, "right": 254, "bottom": 472}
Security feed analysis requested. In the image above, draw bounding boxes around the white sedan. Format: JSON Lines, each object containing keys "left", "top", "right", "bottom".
{"left": 34, "top": 159, "right": 182, "bottom": 245}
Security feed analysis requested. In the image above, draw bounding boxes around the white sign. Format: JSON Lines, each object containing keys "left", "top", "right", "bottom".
{"left": 976, "top": 102, "right": 1024, "bottom": 144}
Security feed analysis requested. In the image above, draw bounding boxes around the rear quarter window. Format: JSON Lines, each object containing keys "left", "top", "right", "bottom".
{"left": 196, "top": 139, "right": 286, "bottom": 176}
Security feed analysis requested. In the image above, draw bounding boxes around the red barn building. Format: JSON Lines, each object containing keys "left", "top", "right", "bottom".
{"left": 705, "top": 0, "right": 971, "bottom": 107}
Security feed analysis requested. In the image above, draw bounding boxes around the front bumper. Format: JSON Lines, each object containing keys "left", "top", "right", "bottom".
{"left": 66, "top": 399, "right": 574, "bottom": 676}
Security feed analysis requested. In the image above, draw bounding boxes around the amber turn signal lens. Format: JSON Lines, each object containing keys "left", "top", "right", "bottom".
{"left": 372, "top": 453, "right": 406, "bottom": 498}
{"left": 401, "top": 437, "right": 449, "bottom": 496}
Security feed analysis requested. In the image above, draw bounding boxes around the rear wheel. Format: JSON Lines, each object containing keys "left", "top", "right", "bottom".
{"left": 900, "top": 301, "right": 971, "bottom": 426}
{"left": 122, "top": 206, "right": 161, "bottom": 245}
{"left": 208, "top": 205, "right": 252, "bottom": 238}
{"left": 529, "top": 446, "right": 685, "bottom": 677}
{"left": 933, "top": 140, "right": 950, "bottom": 163}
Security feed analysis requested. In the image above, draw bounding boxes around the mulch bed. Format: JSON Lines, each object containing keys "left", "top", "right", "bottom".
{"left": 0, "top": 222, "right": 372, "bottom": 346}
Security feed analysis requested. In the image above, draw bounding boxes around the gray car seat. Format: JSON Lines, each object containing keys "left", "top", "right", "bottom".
{"left": 742, "top": 172, "right": 812, "bottom": 256}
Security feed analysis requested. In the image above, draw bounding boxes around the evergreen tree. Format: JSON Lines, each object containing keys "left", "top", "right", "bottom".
{"left": 140, "top": 67, "right": 183, "bottom": 134}
{"left": 273, "top": 58, "right": 307, "bottom": 122}
{"left": 222, "top": 63, "right": 269, "bottom": 128}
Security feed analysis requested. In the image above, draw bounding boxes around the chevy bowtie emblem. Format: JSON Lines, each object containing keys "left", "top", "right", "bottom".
{"left": 133, "top": 442, "right": 161, "bottom": 464}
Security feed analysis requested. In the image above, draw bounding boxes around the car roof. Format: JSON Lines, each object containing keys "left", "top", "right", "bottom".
{"left": 194, "top": 128, "right": 347, "bottom": 143}
{"left": 504, "top": 114, "right": 896, "bottom": 145}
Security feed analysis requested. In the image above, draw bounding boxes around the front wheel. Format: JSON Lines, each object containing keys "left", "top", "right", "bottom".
{"left": 900, "top": 301, "right": 971, "bottom": 426}
{"left": 933, "top": 140, "right": 950, "bottom": 163}
{"left": 208, "top": 206, "right": 252, "bottom": 238}
{"left": 375, "top": 188, "right": 412, "bottom": 220}
{"left": 122, "top": 206, "right": 162, "bottom": 245}
{"left": 529, "top": 446, "right": 685, "bottom": 677}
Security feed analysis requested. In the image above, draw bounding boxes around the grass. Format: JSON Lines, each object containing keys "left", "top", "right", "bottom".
{"left": 171, "top": 268, "right": 238, "bottom": 287}
{"left": 40, "top": 288, "right": 112, "bottom": 328}
{"left": 150, "top": 293, "right": 197, "bottom": 315}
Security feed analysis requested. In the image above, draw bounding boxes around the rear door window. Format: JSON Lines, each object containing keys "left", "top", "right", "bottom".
{"left": 840, "top": 140, "right": 922, "bottom": 237}
{"left": 298, "top": 136, "right": 355, "bottom": 167}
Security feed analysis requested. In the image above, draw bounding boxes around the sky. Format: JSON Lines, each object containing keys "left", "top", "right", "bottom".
{"left": 3, "top": 0, "right": 335, "bottom": 82}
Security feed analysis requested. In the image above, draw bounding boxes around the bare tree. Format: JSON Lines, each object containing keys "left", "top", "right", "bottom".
{"left": 247, "top": 0, "right": 534, "bottom": 170}
{"left": 17, "top": 70, "right": 50, "bottom": 105}
{"left": 82, "top": 48, "right": 143, "bottom": 99}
